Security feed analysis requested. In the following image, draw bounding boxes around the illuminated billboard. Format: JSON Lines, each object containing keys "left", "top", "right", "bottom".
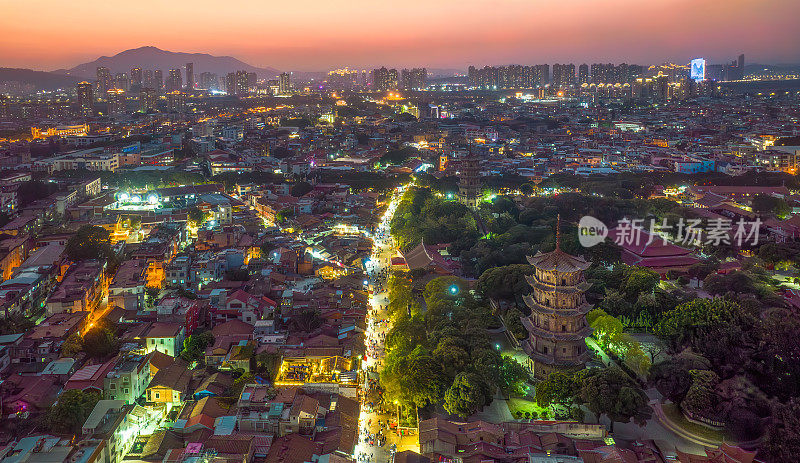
{"left": 690, "top": 58, "right": 706, "bottom": 82}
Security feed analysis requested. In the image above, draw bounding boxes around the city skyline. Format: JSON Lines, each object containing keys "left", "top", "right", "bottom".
{"left": 2, "top": 0, "right": 799, "bottom": 72}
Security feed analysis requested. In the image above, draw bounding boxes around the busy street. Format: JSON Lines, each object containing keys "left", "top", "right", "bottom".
{"left": 355, "top": 185, "right": 417, "bottom": 463}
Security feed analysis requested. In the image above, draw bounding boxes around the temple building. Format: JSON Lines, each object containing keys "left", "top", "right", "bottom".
{"left": 521, "top": 223, "right": 592, "bottom": 379}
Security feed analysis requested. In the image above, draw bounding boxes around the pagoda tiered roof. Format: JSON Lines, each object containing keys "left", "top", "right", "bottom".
{"left": 525, "top": 275, "right": 592, "bottom": 293}
{"left": 522, "top": 294, "right": 593, "bottom": 316}
{"left": 521, "top": 317, "right": 592, "bottom": 342}
{"left": 526, "top": 249, "right": 591, "bottom": 272}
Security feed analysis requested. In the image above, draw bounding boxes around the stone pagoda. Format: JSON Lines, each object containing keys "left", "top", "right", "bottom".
{"left": 521, "top": 218, "right": 592, "bottom": 379}
{"left": 457, "top": 147, "right": 480, "bottom": 208}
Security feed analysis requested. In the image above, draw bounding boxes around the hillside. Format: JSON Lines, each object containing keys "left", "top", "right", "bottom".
{"left": 54, "top": 46, "right": 280, "bottom": 79}
{"left": 0, "top": 68, "right": 81, "bottom": 91}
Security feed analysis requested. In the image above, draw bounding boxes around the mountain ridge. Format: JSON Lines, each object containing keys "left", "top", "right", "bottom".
{"left": 53, "top": 46, "right": 280, "bottom": 79}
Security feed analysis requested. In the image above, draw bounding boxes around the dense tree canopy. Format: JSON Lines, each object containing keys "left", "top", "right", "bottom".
{"left": 65, "top": 225, "right": 113, "bottom": 261}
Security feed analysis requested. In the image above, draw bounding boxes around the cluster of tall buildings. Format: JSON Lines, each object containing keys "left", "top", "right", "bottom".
{"left": 326, "top": 68, "right": 367, "bottom": 91}
{"left": 77, "top": 62, "right": 265, "bottom": 116}
{"left": 705, "top": 54, "right": 746, "bottom": 81}
{"left": 371, "top": 67, "right": 427, "bottom": 91}
{"left": 467, "top": 64, "right": 551, "bottom": 89}
{"left": 468, "top": 57, "right": 744, "bottom": 89}
{"left": 468, "top": 63, "right": 644, "bottom": 89}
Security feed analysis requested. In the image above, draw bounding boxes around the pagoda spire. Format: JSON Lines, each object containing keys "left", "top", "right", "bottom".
{"left": 556, "top": 214, "right": 561, "bottom": 250}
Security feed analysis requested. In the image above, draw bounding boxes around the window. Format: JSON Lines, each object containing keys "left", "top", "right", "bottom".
{"left": 155, "top": 392, "right": 160, "bottom": 399}
{"left": 123, "top": 388, "right": 129, "bottom": 394}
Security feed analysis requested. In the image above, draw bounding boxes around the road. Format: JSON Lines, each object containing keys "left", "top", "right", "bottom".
{"left": 355, "top": 185, "right": 417, "bottom": 463}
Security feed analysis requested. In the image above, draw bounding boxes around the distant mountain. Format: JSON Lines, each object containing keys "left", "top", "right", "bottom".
{"left": 0, "top": 67, "right": 81, "bottom": 90}
{"left": 54, "top": 46, "right": 280, "bottom": 79}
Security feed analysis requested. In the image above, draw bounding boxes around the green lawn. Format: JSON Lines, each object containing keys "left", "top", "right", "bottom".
{"left": 507, "top": 397, "right": 549, "bottom": 419}
{"left": 661, "top": 403, "right": 728, "bottom": 443}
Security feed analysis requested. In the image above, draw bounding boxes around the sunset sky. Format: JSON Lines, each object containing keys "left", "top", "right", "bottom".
{"left": 3, "top": 0, "right": 799, "bottom": 71}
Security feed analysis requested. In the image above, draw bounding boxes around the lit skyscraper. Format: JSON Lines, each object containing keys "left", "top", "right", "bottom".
{"left": 76, "top": 81, "right": 93, "bottom": 116}
{"left": 130, "top": 67, "right": 142, "bottom": 89}
{"left": 185, "top": 62, "right": 194, "bottom": 90}
{"left": 578, "top": 64, "right": 589, "bottom": 84}
{"left": 154, "top": 70, "right": 163, "bottom": 91}
{"left": 371, "top": 67, "right": 397, "bottom": 91}
{"left": 279, "top": 72, "right": 291, "bottom": 94}
{"left": 400, "top": 68, "right": 426, "bottom": 90}
{"left": 96, "top": 66, "right": 112, "bottom": 95}
{"left": 166, "top": 69, "right": 183, "bottom": 92}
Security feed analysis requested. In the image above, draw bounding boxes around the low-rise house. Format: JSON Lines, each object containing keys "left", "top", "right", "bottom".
{"left": 104, "top": 353, "right": 152, "bottom": 404}
{"left": 145, "top": 358, "right": 192, "bottom": 409}
{"left": 144, "top": 322, "right": 185, "bottom": 357}
{"left": 108, "top": 258, "right": 147, "bottom": 311}
{"left": 81, "top": 400, "right": 138, "bottom": 463}
{"left": 45, "top": 260, "right": 107, "bottom": 315}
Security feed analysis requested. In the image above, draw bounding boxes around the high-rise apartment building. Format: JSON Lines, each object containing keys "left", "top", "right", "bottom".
{"left": 578, "top": 64, "right": 589, "bottom": 84}
{"left": 185, "top": 62, "right": 194, "bottom": 90}
{"left": 166, "top": 69, "right": 183, "bottom": 92}
{"left": 225, "top": 71, "right": 252, "bottom": 96}
{"left": 139, "top": 87, "right": 156, "bottom": 112}
{"left": 96, "top": 67, "right": 112, "bottom": 95}
{"left": 278, "top": 72, "right": 291, "bottom": 94}
{"left": 114, "top": 73, "right": 129, "bottom": 92}
{"left": 76, "top": 81, "right": 94, "bottom": 116}
{"left": 327, "top": 68, "right": 359, "bottom": 91}
{"left": 167, "top": 91, "right": 186, "bottom": 113}
{"left": 153, "top": 70, "right": 164, "bottom": 91}
{"left": 130, "top": 67, "right": 142, "bottom": 90}
{"left": 143, "top": 69, "right": 153, "bottom": 88}
{"left": 551, "top": 63, "right": 576, "bottom": 88}
{"left": 400, "top": 68, "right": 426, "bottom": 90}
{"left": 467, "top": 64, "right": 549, "bottom": 88}
{"left": 371, "top": 67, "right": 398, "bottom": 91}
{"left": 198, "top": 72, "right": 219, "bottom": 91}
{"left": 106, "top": 89, "right": 126, "bottom": 116}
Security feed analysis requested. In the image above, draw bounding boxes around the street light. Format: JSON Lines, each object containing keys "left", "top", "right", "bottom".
{"left": 448, "top": 284, "right": 459, "bottom": 295}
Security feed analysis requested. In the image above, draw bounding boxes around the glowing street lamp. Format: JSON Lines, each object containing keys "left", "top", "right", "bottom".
{"left": 448, "top": 284, "right": 459, "bottom": 295}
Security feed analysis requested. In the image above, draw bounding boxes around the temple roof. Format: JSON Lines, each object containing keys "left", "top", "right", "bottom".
{"left": 526, "top": 249, "right": 591, "bottom": 272}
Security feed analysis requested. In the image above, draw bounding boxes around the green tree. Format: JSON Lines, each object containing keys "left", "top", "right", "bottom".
{"left": 578, "top": 367, "right": 651, "bottom": 430}
{"left": 621, "top": 267, "right": 660, "bottom": 300}
{"left": 444, "top": 372, "right": 489, "bottom": 418}
{"left": 587, "top": 309, "right": 623, "bottom": 350}
{"left": 654, "top": 298, "right": 742, "bottom": 347}
{"left": 497, "top": 356, "right": 530, "bottom": 396}
{"left": 763, "top": 399, "right": 800, "bottom": 463}
{"left": 65, "top": 225, "right": 113, "bottom": 261}
{"left": 504, "top": 308, "right": 527, "bottom": 340}
{"left": 535, "top": 371, "right": 578, "bottom": 410}
{"left": 231, "top": 372, "right": 256, "bottom": 396}
{"left": 81, "top": 322, "right": 120, "bottom": 360}
{"left": 680, "top": 369, "right": 720, "bottom": 418}
{"left": 751, "top": 194, "right": 791, "bottom": 218}
{"left": 46, "top": 389, "right": 101, "bottom": 434}
{"left": 187, "top": 206, "right": 205, "bottom": 226}
{"left": 180, "top": 330, "right": 215, "bottom": 362}
{"left": 476, "top": 264, "right": 532, "bottom": 300}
